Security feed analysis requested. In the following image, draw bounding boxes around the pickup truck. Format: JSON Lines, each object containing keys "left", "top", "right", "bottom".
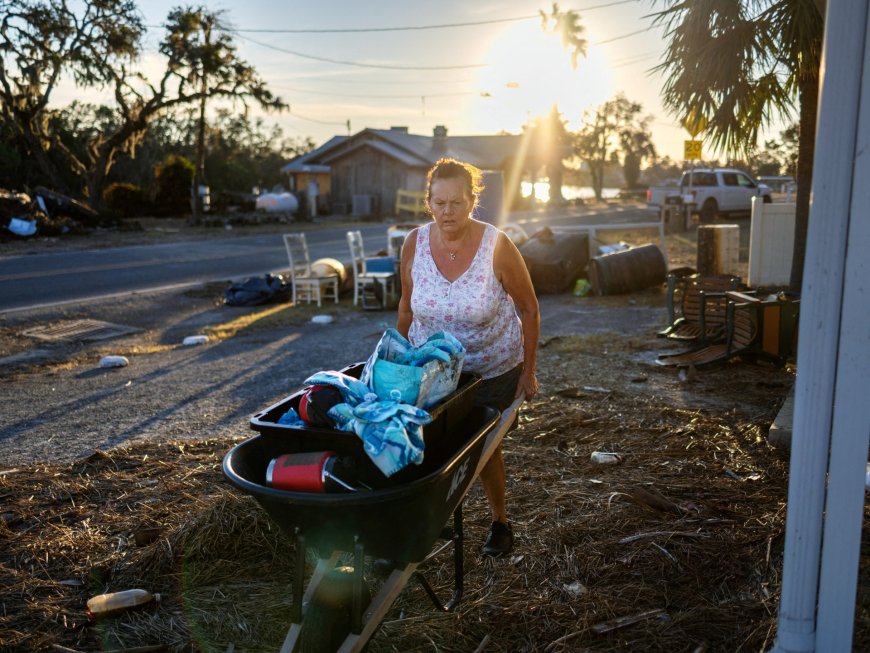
{"left": 646, "top": 168, "right": 772, "bottom": 223}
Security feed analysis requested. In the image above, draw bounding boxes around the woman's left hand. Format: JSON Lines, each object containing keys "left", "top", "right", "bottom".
{"left": 516, "top": 370, "right": 539, "bottom": 400}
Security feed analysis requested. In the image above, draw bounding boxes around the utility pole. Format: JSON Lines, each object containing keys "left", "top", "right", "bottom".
{"left": 191, "top": 14, "right": 213, "bottom": 225}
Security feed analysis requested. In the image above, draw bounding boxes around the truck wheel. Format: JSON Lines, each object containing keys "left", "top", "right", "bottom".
{"left": 299, "top": 566, "right": 371, "bottom": 653}
{"left": 700, "top": 199, "right": 718, "bottom": 224}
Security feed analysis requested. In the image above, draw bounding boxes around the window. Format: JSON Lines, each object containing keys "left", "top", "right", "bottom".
{"left": 735, "top": 173, "right": 755, "bottom": 188}
{"left": 722, "top": 173, "right": 739, "bottom": 186}
{"left": 694, "top": 172, "right": 716, "bottom": 187}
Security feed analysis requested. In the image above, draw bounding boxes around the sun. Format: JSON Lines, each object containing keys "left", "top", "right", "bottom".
{"left": 464, "top": 19, "right": 613, "bottom": 135}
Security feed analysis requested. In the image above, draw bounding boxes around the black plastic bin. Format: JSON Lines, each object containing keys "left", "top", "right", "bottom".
{"left": 224, "top": 405, "right": 498, "bottom": 562}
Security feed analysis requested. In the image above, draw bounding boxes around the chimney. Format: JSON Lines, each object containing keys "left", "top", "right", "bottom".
{"left": 390, "top": 126, "right": 409, "bottom": 133}
{"left": 433, "top": 125, "right": 447, "bottom": 152}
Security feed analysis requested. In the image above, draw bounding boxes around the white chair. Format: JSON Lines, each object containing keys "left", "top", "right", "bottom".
{"left": 346, "top": 230, "right": 398, "bottom": 309}
{"left": 283, "top": 233, "right": 339, "bottom": 307}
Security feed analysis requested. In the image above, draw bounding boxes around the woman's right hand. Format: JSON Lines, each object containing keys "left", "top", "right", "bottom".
{"left": 515, "top": 369, "right": 539, "bottom": 400}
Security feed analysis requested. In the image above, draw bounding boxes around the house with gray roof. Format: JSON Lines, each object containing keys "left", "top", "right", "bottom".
{"left": 282, "top": 125, "right": 535, "bottom": 218}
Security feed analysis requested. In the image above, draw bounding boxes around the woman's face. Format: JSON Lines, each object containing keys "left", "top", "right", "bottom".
{"left": 428, "top": 177, "right": 473, "bottom": 235}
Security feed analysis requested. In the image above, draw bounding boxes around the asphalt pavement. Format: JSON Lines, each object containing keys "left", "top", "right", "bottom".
{"left": 0, "top": 202, "right": 670, "bottom": 467}
{"left": 0, "top": 203, "right": 651, "bottom": 313}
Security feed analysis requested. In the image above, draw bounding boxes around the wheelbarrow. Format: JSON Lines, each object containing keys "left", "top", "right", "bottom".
{"left": 222, "top": 365, "right": 522, "bottom": 653}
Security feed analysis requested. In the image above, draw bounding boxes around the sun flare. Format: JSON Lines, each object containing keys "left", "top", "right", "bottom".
{"left": 465, "top": 19, "right": 612, "bottom": 135}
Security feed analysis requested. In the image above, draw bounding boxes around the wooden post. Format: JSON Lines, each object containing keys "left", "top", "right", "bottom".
{"left": 696, "top": 224, "right": 739, "bottom": 276}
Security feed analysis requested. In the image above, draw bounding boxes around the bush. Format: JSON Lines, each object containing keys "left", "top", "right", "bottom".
{"left": 103, "top": 182, "right": 150, "bottom": 218}
{"left": 152, "top": 154, "right": 194, "bottom": 216}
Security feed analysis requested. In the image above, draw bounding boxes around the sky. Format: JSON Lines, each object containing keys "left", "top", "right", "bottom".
{"left": 53, "top": 1, "right": 759, "bottom": 163}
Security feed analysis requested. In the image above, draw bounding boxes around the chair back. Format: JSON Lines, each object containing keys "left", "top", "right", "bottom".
{"left": 346, "top": 230, "right": 366, "bottom": 275}
{"left": 283, "top": 233, "right": 312, "bottom": 283}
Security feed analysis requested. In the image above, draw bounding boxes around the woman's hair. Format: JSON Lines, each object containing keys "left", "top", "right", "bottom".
{"left": 426, "top": 158, "right": 484, "bottom": 206}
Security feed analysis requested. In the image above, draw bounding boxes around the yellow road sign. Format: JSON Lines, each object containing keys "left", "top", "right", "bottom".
{"left": 684, "top": 140, "right": 702, "bottom": 160}
{"left": 682, "top": 110, "right": 707, "bottom": 137}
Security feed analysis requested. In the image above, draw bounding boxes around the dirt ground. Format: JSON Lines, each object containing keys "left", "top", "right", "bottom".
{"left": 1, "top": 214, "right": 864, "bottom": 652}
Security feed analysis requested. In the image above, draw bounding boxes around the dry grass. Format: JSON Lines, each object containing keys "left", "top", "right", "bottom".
{"left": 4, "top": 220, "right": 865, "bottom": 653}
{"left": 6, "top": 332, "right": 863, "bottom": 653}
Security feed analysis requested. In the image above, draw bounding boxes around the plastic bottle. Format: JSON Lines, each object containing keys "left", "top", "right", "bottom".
{"left": 87, "top": 589, "right": 159, "bottom": 617}
{"left": 99, "top": 355, "right": 129, "bottom": 368}
{"left": 590, "top": 451, "right": 623, "bottom": 465}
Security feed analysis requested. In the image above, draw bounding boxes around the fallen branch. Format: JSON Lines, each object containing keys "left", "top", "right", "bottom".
{"left": 544, "top": 629, "right": 584, "bottom": 652}
{"left": 472, "top": 634, "right": 491, "bottom": 653}
{"left": 51, "top": 646, "right": 171, "bottom": 653}
{"left": 619, "top": 531, "right": 709, "bottom": 544}
{"left": 591, "top": 608, "right": 667, "bottom": 634}
{"left": 626, "top": 486, "right": 684, "bottom": 515}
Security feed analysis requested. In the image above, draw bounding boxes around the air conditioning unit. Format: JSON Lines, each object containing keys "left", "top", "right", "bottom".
{"left": 748, "top": 199, "right": 796, "bottom": 287}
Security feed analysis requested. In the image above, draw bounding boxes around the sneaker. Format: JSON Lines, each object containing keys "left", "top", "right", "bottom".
{"left": 481, "top": 521, "right": 513, "bottom": 557}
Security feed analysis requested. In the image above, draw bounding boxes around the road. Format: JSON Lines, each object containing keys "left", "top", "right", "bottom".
{"left": 0, "top": 205, "right": 654, "bottom": 313}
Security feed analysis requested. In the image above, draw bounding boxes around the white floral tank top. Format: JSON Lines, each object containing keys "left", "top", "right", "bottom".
{"left": 409, "top": 222, "right": 524, "bottom": 379}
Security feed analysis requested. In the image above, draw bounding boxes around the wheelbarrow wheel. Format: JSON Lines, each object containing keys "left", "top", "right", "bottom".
{"left": 299, "top": 565, "right": 371, "bottom": 653}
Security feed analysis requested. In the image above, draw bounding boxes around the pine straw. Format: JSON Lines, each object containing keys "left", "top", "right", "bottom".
{"left": 2, "top": 354, "right": 868, "bottom": 652}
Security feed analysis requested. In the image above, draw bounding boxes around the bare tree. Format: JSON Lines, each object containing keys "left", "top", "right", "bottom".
{"left": 523, "top": 107, "right": 573, "bottom": 204}
{"left": 573, "top": 94, "right": 656, "bottom": 200}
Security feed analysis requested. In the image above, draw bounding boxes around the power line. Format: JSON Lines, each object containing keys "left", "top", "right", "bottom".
{"left": 273, "top": 77, "right": 475, "bottom": 86}
{"left": 271, "top": 85, "right": 474, "bottom": 100}
{"left": 234, "top": 32, "right": 487, "bottom": 70}
{"left": 591, "top": 27, "right": 649, "bottom": 46}
{"left": 287, "top": 110, "right": 348, "bottom": 127}
{"left": 229, "top": 14, "right": 532, "bottom": 33}
{"left": 148, "top": 1, "right": 640, "bottom": 34}
{"left": 610, "top": 52, "right": 661, "bottom": 69}
{"left": 235, "top": 24, "right": 651, "bottom": 72}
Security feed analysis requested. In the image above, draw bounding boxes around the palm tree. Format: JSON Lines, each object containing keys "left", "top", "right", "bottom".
{"left": 650, "top": 0, "right": 823, "bottom": 291}
{"left": 524, "top": 107, "right": 572, "bottom": 204}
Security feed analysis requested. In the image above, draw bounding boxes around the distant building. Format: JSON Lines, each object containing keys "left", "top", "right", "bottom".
{"left": 281, "top": 125, "right": 534, "bottom": 217}
{"left": 280, "top": 160, "right": 332, "bottom": 216}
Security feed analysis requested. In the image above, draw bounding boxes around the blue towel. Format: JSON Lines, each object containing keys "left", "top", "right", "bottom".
{"left": 328, "top": 400, "right": 431, "bottom": 477}
{"left": 299, "top": 370, "right": 433, "bottom": 477}
{"left": 277, "top": 407, "right": 304, "bottom": 426}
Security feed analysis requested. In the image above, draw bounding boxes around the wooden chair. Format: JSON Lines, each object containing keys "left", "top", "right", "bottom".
{"left": 283, "top": 233, "right": 339, "bottom": 307}
{"left": 656, "top": 291, "right": 799, "bottom": 369}
{"left": 346, "top": 230, "right": 398, "bottom": 309}
{"left": 658, "top": 273, "right": 743, "bottom": 343}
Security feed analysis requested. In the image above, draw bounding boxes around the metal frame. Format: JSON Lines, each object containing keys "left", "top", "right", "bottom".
{"left": 278, "top": 398, "right": 523, "bottom": 653}
{"left": 283, "top": 233, "right": 339, "bottom": 307}
{"left": 551, "top": 214, "right": 668, "bottom": 262}
{"left": 346, "top": 230, "right": 397, "bottom": 309}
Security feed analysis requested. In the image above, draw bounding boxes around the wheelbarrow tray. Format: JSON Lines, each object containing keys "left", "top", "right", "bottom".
{"left": 249, "top": 362, "right": 480, "bottom": 450}
{"left": 223, "top": 404, "right": 499, "bottom": 562}
{"left": 247, "top": 363, "right": 480, "bottom": 490}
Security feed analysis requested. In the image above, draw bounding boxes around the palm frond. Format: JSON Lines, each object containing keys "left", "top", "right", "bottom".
{"left": 649, "top": 0, "right": 811, "bottom": 157}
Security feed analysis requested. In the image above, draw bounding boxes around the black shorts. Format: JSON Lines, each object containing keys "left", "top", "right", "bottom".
{"left": 473, "top": 364, "right": 523, "bottom": 430}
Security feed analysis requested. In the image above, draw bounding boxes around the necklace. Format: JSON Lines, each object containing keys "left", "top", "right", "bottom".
{"left": 442, "top": 226, "right": 469, "bottom": 262}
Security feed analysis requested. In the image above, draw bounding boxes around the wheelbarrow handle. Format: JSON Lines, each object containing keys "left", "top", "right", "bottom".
{"left": 474, "top": 396, "right": 524, "bottom": 479}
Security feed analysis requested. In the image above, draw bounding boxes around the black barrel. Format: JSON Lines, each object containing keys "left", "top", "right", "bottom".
{"left": 588, "top": 243, "right": 667, "bottom": 295}
{"left": 519, "top": 228, "right": 590, "bottom": 294}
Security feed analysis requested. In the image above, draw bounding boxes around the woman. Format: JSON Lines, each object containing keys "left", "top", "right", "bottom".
{"left": 397, "top": 158, "right": 540, "bottom": 556}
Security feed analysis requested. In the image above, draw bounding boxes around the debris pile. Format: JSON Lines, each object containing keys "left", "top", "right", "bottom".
{"left": 1, "top": 187, "right": 99, "bottom": 239}
{"left": 3, "top": 353, "right": 859, "bottom": 653}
